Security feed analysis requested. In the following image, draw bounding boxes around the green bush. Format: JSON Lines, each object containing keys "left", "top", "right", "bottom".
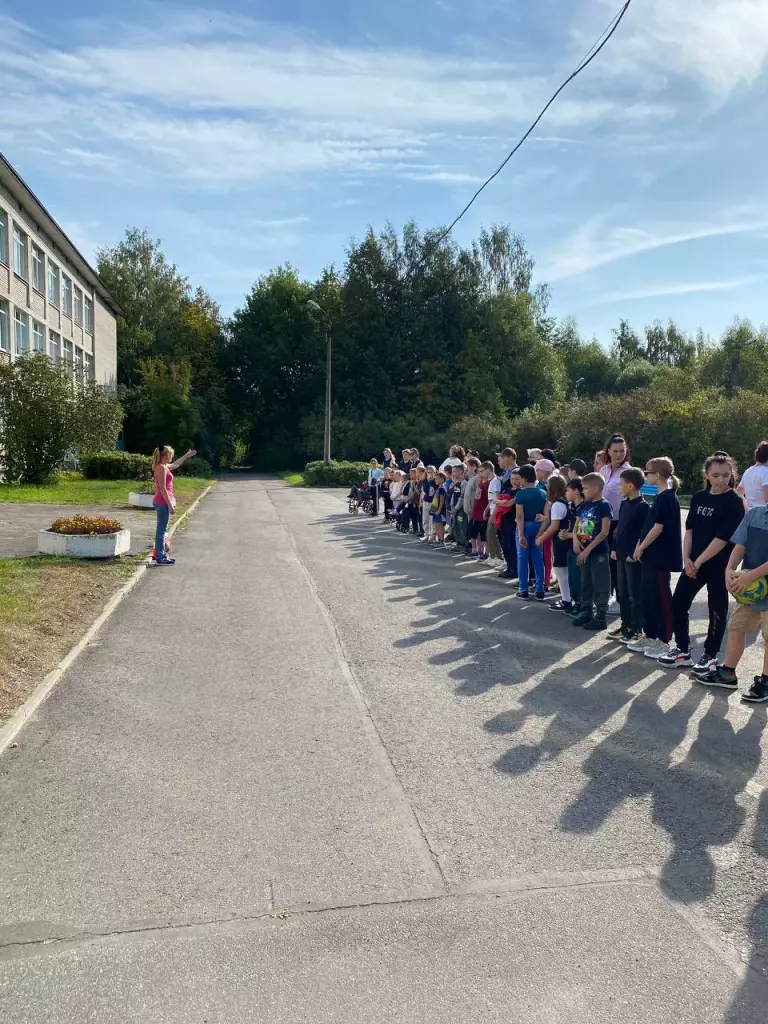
{"left": 81, "top": 451, "right": 153, "bottom": 481}
{"left": 303, "top": 460, "right": 369, "bottom": 487}
{"left": 176, "top": 455, "right": 213, "bottom": 478}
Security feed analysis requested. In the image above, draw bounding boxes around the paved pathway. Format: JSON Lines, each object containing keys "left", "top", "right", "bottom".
{"left": 0, "top": 503, "right": 156, "bottom": 558}
{"left": 1, "top": 478, "right": 767, "bottom": 1022}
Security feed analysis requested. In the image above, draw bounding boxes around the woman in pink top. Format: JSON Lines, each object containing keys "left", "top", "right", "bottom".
{"left": 151, "top": 444, "right": 196, "bottom": 566}
{"left": 600, "top": 433, "right": 631, "bottom": 599}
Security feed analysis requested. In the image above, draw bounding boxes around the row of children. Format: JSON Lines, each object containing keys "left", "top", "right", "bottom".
{"left": 364, "top": 439, "right": 768, "bottom": 706}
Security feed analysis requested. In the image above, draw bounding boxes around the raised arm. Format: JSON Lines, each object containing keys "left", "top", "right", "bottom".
{"left": 168, "top": 449, "right": 197, "bottom": 472}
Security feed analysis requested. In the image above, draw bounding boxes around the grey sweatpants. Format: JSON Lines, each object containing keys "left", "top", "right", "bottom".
{"left": 580, "top": 553, "right": 611, "bottom": 617}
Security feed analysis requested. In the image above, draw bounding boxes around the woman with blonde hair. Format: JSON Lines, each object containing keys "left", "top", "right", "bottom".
{"left": 151, "top": 444, "right": 196, "bottom": 566}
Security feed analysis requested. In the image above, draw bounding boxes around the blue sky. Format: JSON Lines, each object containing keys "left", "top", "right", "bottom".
{"left": 1, "top": 0, "right": 767, "bottom": 343}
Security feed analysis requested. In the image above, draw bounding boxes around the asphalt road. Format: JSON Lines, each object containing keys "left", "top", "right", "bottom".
{"left": 1, "top": 478, "right": 767, "bottom": 1022}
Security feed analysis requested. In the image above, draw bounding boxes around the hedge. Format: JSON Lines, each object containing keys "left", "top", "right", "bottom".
{"left": 303, "top": 460, "right": 369, "bottom": 487}
{"left": 81, "top": 452, "right": 153, "bottom": 481}
{"left": 176, "top": 455, "right": 213, "bottom": 478}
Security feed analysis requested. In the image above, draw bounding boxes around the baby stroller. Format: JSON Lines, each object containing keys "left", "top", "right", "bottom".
{"left": 348, "top": 480, "right": 373, "bottom": 515}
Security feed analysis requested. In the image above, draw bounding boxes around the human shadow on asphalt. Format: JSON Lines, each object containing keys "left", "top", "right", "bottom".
{"left": 722, "top": 788, "right": 768, "bottom": 1022}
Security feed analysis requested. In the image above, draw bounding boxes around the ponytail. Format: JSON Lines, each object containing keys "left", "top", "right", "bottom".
{"left": 669, "top": 475, "right": 681, "bottom": 493}
{"left": 647, "top": 456, "right": 679, "bottom": 491}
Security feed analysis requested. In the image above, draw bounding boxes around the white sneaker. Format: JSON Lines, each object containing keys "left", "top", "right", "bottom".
{"left": 607, "top": 597, "right": 620, "bottom": 616}
{"left": 644, "top": 640, "right": 670, "bottom": 660}
{"left": 627, "top": 636, "right": 654, "bottom": 653}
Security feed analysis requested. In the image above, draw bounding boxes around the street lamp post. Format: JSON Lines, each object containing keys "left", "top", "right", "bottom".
{"left": 307, "top": 300, "right": 332, "bottom": 464}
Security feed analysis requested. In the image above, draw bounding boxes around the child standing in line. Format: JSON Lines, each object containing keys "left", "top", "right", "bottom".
{"left": 420, "top": 466, "right": 437, "bottom": 542}
{"left": 609, "top": 467, "right": 648, "bottom": 644}
{"left": 469, "top": 462, "right": 493, "bottom": 560}
{"left": 450, "top": 464, "right": 467, "bottom": 550}
{"left": 406, "top": 468, "right": 422, "bottom": 534}
{"left": 431, "top": 471, "right": 448, "bottom": 547}
{"left": 485, "top": 466, "right": 504, "bottom": 567}
{"left": 514, "top": 464, "right": 547, "bottom": 599}
{"left": 696, "top": 499, "right": 768, "bottom": 702}
{"left": 572, "top": 473, "right": 613, "bottom": 630}
{"left": 660, "top": 454, "right": 745, "bottom": 672}
{"left": 463, "top": 457, "right": 481, "bottom": 553}
{"left": 536, "top": 474, "right": 572, "bottom": 611}
{"left": 627, "top": 457, "right": 683, "bottom": 660}
{"left": 559, "top": 477, "right": 584, "bottom": 615}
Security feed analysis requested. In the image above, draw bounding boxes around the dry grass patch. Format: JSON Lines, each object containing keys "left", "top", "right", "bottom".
{"left": 0, "top": 555, "right": 141, "bottom": 727}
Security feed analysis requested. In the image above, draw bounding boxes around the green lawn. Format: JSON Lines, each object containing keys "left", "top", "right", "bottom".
{"left": 0, "top": 472, "right": 212, "bottom": 506}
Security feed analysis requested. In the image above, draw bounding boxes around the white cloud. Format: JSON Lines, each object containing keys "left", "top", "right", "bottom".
{"left": 592, "top": 273, "right": 768, "bottom": 304}
{"left": 544, "top": 211, "right": 768, "bottom": 281}
{"left": 593, "top": 0, "right": 768, "bottom": 100}
{"left": 253, "top": 216, "right": 311, "bottom": 228}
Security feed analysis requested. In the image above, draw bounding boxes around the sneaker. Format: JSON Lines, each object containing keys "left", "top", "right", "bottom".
{"left": 644, "top": 640, "right": 670, "bottom": 660}
{"left": 627, "top": 636, "right": 654, "bottom": 653}
{"left": 478, "top": 554, "right": 489, "bottom": 562}
{"left": 568, "top": 605, "right": 582, "bottom": 617}
{"left": 696, "top": 666, "right": 738, "bottom": 691}
{"left": 742, "top": 676, "right": 768, "bottom": 704}
{"left": 551, "top": 599, "right": 572, "bottom": 612}
{"left": 619, "top": 630, "right": 643, "bottom": 645}
{"left": 573, "top": 612, "right": 593, "bottom": 627}
{"left": 515, "top": 591, "right": 530, "bottom": 600}
{"left": 151, "top": 557, "right": 176, "bottom": 566}
{"left": 584, "top": 616, "right": 608, "bottom": 632}
{"left": 534, "top": 591, "right": 546, "bottom": 601}
{"left": 658, "top": 647, "right": 694, "bottom": 668}
{"left": 608, "top": 625, "right": 627, "bottom": 640}
{"left": 692, "top": 655, "right": 717, "bottom": 677}
{"left": 607, "top": 597, "right": 621, "bottom": 616}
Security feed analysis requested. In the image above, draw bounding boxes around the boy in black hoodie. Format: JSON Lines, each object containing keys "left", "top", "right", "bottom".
{"left": 610, "top": 467, "right": 648, "bottom": 643}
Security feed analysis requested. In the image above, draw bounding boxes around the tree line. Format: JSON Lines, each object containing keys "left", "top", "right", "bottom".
{"left": 94, "top": 223, "right": 768, "bottom": 486}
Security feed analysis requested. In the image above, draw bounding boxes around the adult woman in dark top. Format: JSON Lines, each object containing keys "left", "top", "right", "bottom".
{"left": 600, "top": 433, "right": 631, "bottom": 602}
{"left": 659, "top": 454, "right": 745, "bottom": 672}
{"left": 627, "top": 457, "right": 682, "bottom": 660}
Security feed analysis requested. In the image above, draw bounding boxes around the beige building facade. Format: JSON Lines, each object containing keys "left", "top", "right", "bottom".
{"left": 0, "top": 153, "right": 118, "bottom": 387}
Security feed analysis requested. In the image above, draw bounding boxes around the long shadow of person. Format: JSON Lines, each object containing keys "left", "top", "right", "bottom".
{"left": 722, "top": 787, "right": 768, "bottom": 1022}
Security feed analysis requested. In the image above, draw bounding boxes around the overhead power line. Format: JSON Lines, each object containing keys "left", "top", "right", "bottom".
{"left": 430, "top": 0, "right": 634, "bottom": 250}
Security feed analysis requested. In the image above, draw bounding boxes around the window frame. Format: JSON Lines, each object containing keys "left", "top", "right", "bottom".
{"left": 0, "top": 208, "right": 8, "bottom": 266}
{"left": 63, "top": 338, "right": 74, "bottom": 377}
{"left": 0, "top": 299, "right": 9, "bottom": 352}
{"left": 32, "top": 320, "right": 46, "bottom": 353}
{"left": 49, "top": 329, "right": 61, "bottom": 362}
{"left": 48, "top": 261, "right": 60, "bottom": 306}
{"left": 14, "top": 308, "right": 30, "bottom": 354}
{"left": 84, "top": 351, "right": 94, "bottom": 380}
{"left": 74, "top": 285, "right": 83, "bottom": 326}
{"left": 84, "top": 295, "right": 94, "bottom": 335}
{"left": 61, "top": 274, "right": 72, "bottom": 318}
{"left": 13, "top": 225, "right": 29, "bottom": 280}
{"left": 31, "top": 244, "right": 46, "bottom": 294}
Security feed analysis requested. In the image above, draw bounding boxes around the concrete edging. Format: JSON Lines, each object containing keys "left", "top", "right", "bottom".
{"left": 0, "top": 483, "right": 214, "bottom": 759}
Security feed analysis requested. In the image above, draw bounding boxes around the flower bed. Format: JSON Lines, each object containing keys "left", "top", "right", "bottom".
{"left": 38, "top": 515, "right": 130, "bottom": 559}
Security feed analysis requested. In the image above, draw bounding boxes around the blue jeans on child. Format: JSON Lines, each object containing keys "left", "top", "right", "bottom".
{"left": 568, "top": 549, "right": 582, "bottom": 606}
{"left": 154, "top": 501, "right": 170, "bottom": 561}
{"left": 516, "top": 521, "right": 545, "bottom": 594}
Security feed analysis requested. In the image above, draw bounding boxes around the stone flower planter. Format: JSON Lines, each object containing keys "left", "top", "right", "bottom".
{"left": 38, "top": 529, "right": 131, "bottom": 559}
{"left": 129, "top": 491, "right": 156, "bottom": 509}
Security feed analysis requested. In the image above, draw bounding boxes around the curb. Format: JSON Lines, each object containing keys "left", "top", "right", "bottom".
{"left": 0, "top": 484, "right": 214, "bottom": 759}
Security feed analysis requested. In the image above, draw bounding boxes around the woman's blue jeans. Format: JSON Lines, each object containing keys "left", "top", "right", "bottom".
{"left": 155, "top": 502, "right": 170, "bottom": 561}
{"left": 516, "top": 521, "right": 545, "bottom": 594}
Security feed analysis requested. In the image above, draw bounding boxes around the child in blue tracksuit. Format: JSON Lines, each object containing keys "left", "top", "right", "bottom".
{"left": 514, "top": 464, "right": 546, "bottom": 599}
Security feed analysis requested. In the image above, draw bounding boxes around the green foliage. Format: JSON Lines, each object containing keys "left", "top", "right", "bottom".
{"left": 175, "top": 455, "right": 213, "bottom": 478}
{"left": 0, "top": 355, "right": 123, "bottom": 484}
{"left": 139, "top": 359, "right": 199, "bottom": 453}
{"left": 81, "top": 451, "right": 153, "bottom": 481}
{"left": 303, "top": 460, "right": 370, "bottom": 487}
{"left": 445, "top": 414, "right": 516, "bottom": 459}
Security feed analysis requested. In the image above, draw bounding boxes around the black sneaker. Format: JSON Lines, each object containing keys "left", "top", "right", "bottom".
{"left": 696, "top": 666, "right": 738, "bottom": 691}
{"left": 658, "top": 647, "right": 694, "bottom": 669}
{"left": 692, "top": 655, "right": 717, "bottom": 677}
{"left": 584, "top": 616, "right": 607, "bottom": 632}
{"left": 515, "top": 591, "right": 530, "bottom": 600}
{"left": 608, "top": 624, "right": 627, "bottom": 640}
{"left": 573, "top": 612, "right": 592, "bottom": 627}
{"left": 742, "top": 676, "right": 768, "bottom": 704}
{"left": 619, "top": 630, "right": 643, "bottom": 645}
{"left": 534, "top": 591, "right": 546, "bottom": 601}
{"left": 551, "top": 599, "right": 572, "bottom": 612}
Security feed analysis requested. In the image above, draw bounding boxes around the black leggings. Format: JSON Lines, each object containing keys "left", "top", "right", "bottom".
{"left": 642, "top": 564, "right": 673, "bottom": 642}
{"left": 672, "top": 561, "right": 729, "bottom": 659}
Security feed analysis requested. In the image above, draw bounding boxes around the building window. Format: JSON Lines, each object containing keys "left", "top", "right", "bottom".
{"left": 33, "top": 320, "right": 46, "bottom": 352}
{"left": 74, "top": 346, "right": 83, "bottom": 380}
{"left": 13, "top": 226, "right": 28, "bottom": 279}
{"left": 48, "top": 261, "right": 60, "bottom": 306}
{"left": 14, "top": 309, "right": 29, "bottom": 354}
{"left": 0, "top": 209, "right": 8, "bottom": 266}
{"left": 62, "top": 275, "right": 72, "bottom": 317}
{"left": 84, "top": 296, "right": 94, "bottom": 334}
{"left": 32, "top": 244, "right": 45, "bottom": 293}
{"left": 84, "top": 352, "right": 94, "bottom": 380}
{"left": 63, "top": 339, "right": 73, "bottom": 377}
{"left": 0, "top": 299, "right": 9, "bottom": 351}
{"left": 49, "top": 329, "right": 60, "bottom": 362}
{"left": 74, "top": 286, "right": 83, "bottom": 326}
